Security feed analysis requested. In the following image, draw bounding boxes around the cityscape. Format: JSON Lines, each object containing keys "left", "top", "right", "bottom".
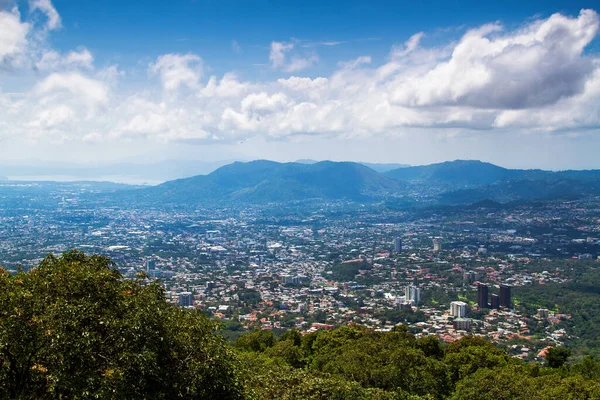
{"left": 1, "top": 175, "right": 598, "bottom": 362}
{"left": 2, "top": 0, "right": 600, "bottom": 397}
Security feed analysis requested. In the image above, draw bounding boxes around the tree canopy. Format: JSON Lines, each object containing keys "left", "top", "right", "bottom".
{"left": 0, "top": 250, "right": 243, "bottom": 399}
{"left": 2, "top": 251, "right": 600, "bottom": 399}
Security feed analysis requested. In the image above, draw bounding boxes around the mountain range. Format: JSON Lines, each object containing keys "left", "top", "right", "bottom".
{"left": 114, "top": 159, "right": 600, "bottom": 207}
{"left": 128, "top": 160, "right": 405, "bottom": 204}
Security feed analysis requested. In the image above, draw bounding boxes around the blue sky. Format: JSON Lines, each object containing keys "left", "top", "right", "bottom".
{"left": 48, "top": 0, "right": 599, "bottom": 76}
{"left": 1, "top": 0, "right": 600, "bottom": 169}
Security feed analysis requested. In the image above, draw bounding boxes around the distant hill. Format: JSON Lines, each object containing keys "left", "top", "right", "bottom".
{"left": 109, "top": 159, "right": 600, "bottom": 207}
{"left": 384, "top": 160, "right": 521, "bottom": 187}
{"left": 130, "top": 160, "right": 406, "bottom": 205}
{"left": 442, "top": 176, "right": 600, "bottom": 204}
{"left": 359, "top": 162, "right": 410, "bottom": 173}
{"left": 296, "top": 159, "right": 410, "bottom": 173}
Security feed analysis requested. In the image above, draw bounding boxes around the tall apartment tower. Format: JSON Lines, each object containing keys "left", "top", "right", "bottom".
{"left": 394, "top": 237, "right": 402, "bottom": 253}
{"left": 500, "top": 284, "right": 511, "bottom": 308}
{"left": 450, "top": 301, "right": 467, "bottom": 318}
{"left": 145, "top": 260, "right": 156, "bottom": 273}
{"left": 477, "top": 284, "right": 489, "bottom": 309}
{"left": 490, "top": 294, "right": 500, "bottom": 309}
{"left": 178, "top": 292, "right": 193, "bottom": 307}
{"left": 405, "top": 285, "right": 420, "bottom": 305}
{"left": 433, "top": 238, "right": 443, "bottom": 252}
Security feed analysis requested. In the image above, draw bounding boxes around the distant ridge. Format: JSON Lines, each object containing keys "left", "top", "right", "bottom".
{"left": 112, "top": 159, "right": 600, "bottom": 207}
{"left": 296, "top": 159, "right": 410, "bottom": 173}
{"left": 384, "top": 160, "right": 518, "bottom": 186}
{"left": 130, "top": 160, "right": 405, "bottom": 205}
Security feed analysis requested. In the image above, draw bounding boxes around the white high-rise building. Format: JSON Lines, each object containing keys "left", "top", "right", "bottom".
{"left": 450, "top": 301, "right": 467, "bottom": 318}
{"left": 405, "top": 285, "right": 420, "bottom": 305}
{"left": 433, "top": 238, "right": 443, "bottom": 252}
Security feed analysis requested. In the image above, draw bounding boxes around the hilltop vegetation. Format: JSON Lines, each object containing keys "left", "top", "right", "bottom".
{"left": 1, "top": 251, "right": 600, "bottom": 399}
{"left": 0, "top": 251, "right": 243, "bottom": 399}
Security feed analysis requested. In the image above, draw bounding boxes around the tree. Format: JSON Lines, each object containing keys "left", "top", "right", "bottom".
{"left": 279, "top": 329, "right": 302, "bottom": 347}
{"left": 444, "top": 336, "right": 508, "bottom": 381}
{"left": 234, "top": 329, "right": 276, "bottom": 352}
{"left": 545, "top": 347, "right": 571, "bottom": 368}
{"left": 0, "top": 251, "right": 243, "bottom": 399}
{"left": 416, "top": 336, "right": 445, "bottom": 360}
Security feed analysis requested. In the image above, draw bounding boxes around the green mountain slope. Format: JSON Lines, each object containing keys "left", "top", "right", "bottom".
{"left": 134, "top": 160, "right": 406, "bottom": 205}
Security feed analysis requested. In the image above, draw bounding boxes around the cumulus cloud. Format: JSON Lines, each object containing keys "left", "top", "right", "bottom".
{"left": 269, "top": 41, "right": 293, "bottom": 69}
{"left": 34, "top": 72, "right": 109, "bottom": 107}
{"left": 200, "top": 73, "right": 250, "bottom": 98}
{"left": 0, "top": 8, "right": 30, "bottom": 68}
{"left": 2, "top": 6, "right": 600, "bottom": 149}
{"left": 30, "top": 0, "right": 61, "bottom": 30}
{"left": 149, "top": 53, "right": 203, "bottom": 91}
{"left": 36, "top": 48, "right": 94, "bottom": 70}
{"left": 389, "top": 10, "right": 599, "bottom": 109}
{"left": 277, "top": 76, "right": 329, "bottom": 91}
{"left": 269, "top": 41, "right": 318, "bottom": 72}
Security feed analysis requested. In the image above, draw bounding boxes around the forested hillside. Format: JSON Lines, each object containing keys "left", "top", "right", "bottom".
{"left": 1, "top": 251, "right": 599, "bottom": 399}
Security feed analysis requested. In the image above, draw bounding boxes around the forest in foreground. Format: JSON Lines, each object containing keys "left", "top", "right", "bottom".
{"left": 1, "top": 251, "right": 599, "bottom": 399}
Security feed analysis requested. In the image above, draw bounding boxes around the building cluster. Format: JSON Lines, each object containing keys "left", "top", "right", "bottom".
{"left": 0, "top": 182, "right": 597, "bottom": 357}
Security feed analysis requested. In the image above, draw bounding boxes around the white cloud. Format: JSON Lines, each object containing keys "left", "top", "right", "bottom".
{"left": 34, "top": 72, "right": 109, "bottom": 107}
{"left": 2, "top": 5, "right": 600, "bottom": 153}
{"left": 65, "top": 48, "right": 93, "bottom": 68}
{"left": 269, "top": 41, "right": 294, "bottom": 69}
{"left": 0, "top": 8, "right": 30, "bottom": 68}
{"left": 269, "top": 41, "right": 318, "bottom": 72}
{"left": 277, "top": 76, "right": 329, "bottom": 91}
{"left": 389, "top": 9, "right": 599, "bottom": 109}
{"left": 285, "top": 54, "right": 318, "bottom": 72}
{"left": 149, "top": 53, "right": 203, "bottom": 91}
{"left": 391, "top": 32, "right": 424, "bottom": 58}
{"left": 36, "top": 48, "right": 94, "bottom": 70}
{"left": 200, "top": 73, "right": 250, "bottom": 98}
{"left": 27, "top": 104, "right": 75, "bottom": 129}
{"left": 338, "top": 56, "right": 372, "bottom": 69}
{"left": 30, "top": 0, "right": 61, "bottom": 30}
{"left": 302, "top": 40, "right": 345, "bottom": 47}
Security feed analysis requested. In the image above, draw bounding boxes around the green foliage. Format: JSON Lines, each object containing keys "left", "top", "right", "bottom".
{"left": 416, "top": 336, "right": 445, "bottom": 359}
{"left": 513, "top": 263, "right": 600, "bottom": 358}
{"left": 374, "top": 308, "right": 428, "bottom": 324}
{"left": 327, "top": 260, "right": 371, "bottom": 282}
{"left": 279, "top": 329, "right": 302, "bottom": 347}
{"left": 3, "top": 251, "right": 600, "bottom": 399}
{"left": 451, "top": 364, "right": 600, "bottom": 400}
{"left": 570, "top": 355, "right": 600, "bottom": 379}
{"left": 235, "top": 323, "right": 600, "bottom": 400}
{"left": 234, "top": 329, "right": 276, "bottom": 352}
{"left": 238, "top": 289, "right": 262, "bottom": 307}
{"left": 239, "top": 353, "right": 401, "bottom": 400}
{"left": 444, "top": 336, "right": 509, "bottom": 381}
{"left": 0, "top": 250, "right": 243, "bottom": 399}
{"left": 545, "top": 347, "right": 571, "bottom": 368}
